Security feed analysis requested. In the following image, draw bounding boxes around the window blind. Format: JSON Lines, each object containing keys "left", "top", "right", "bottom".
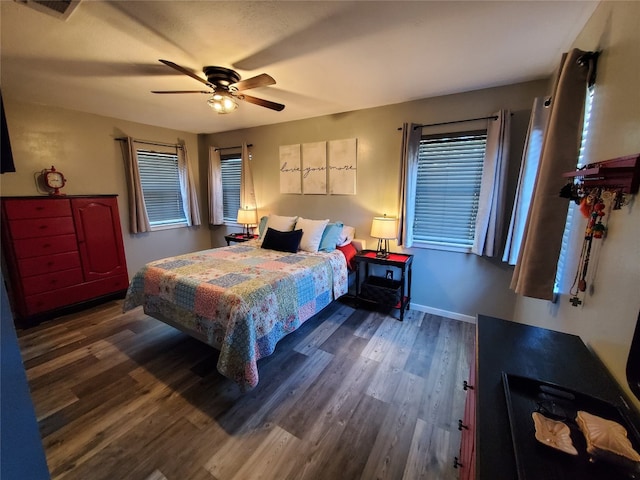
{"left": 554, "top": 86, "right": 595, "bottom": 293}
{"left": 136, "top": 150, "right": 187, "bottom": 227}
{"left": 221, "top": 157, "right": 241, "bottom": 223}
{"left": 414, "top": 131, "right": 487, "bottom": 248}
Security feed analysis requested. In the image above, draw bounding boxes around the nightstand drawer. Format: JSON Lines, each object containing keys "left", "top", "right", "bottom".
{"left": 4, "top": 198, "right": 72, "bottom": 219}
{"left": 8, "top": 216, "right": 75, "bottom": 239}
{"left": 14, "top": 234, "right": 78, "bottom": 259}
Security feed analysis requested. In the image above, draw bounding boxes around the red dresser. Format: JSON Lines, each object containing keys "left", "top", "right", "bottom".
{"left": 1, "top": 195, "right": 129, "bottom": 323}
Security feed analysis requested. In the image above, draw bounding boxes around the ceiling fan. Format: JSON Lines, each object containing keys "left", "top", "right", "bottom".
{"left": 152, "top": 59, "right": 285, "bottom": 114}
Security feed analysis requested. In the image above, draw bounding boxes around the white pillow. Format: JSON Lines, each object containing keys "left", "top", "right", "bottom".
{"left": 336, "top": 225, "right": 355, "bottom": 247}
{"left": 296, "top": 217, "right": 329, "bottom": 253}
{"left": 261, "top": 214, "right": 298, "bottom": 239}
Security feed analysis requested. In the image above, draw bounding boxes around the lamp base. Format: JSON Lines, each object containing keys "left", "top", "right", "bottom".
{"left": 375, "top": 238, "right": 391, "bottom": 258}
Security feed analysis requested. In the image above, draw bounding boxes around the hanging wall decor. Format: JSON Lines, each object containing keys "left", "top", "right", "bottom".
{"left": 568, "top": 188, "right": 614, "bottom": 307}
{"left": 302, "top": 141, "right": 327, "bottom": 194}
{"left": 328, "top": 138, "right": 357, "bottom": 195}
{"left": 279, "top": 144, "right": 302, "bottom": 194}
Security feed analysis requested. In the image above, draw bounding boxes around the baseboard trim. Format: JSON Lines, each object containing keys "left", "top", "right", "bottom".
{"left": 409, "top": 303, "right": 476, "bottom": 324}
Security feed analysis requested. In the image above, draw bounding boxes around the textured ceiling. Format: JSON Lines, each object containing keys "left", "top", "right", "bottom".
{"left": 0, "top": 1, "right": 599, "bottom": 134}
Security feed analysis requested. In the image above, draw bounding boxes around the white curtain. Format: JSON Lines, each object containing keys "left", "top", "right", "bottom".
{"left": 472, "top": 110, "right": 510, "bottom": 257}
{"left": 397, "top": 123, "right": 422, "bottom": 247}
{"left": 208, "top": 146, "right": 224, "bottom": 225}
{"left": 177, "top": 143, "right": 201, "bottom": 227}
{"left": 502, "top": 98, "right": 550, "bottom": 264}
{"left": 120, "top": 137, "right": 151, "bottom": 234}
{"left": 240, "top": 143, "right": 256, "bottom": 210}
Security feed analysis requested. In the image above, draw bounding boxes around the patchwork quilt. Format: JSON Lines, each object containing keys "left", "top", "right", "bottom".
{"left": 123, "top": 242, "right": 348, "bottom": 389}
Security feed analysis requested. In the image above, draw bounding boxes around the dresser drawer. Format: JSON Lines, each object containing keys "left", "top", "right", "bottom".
{"left": 13, "top": 234, "right": 78, "bottom": 259}
{"left": 24, "top": 274, "right": 129, "bottom": 316}
{"left": 22, "top": 268, "right": 84, "bottom": 296}
{"left": 8, "top": 216, "right": 75, "bottom": 239}
{"left": 4, "top": 198, "right": 72, "bottom": 220}
{"left": 18, "top": 251, "right": 82, "bottom": 277}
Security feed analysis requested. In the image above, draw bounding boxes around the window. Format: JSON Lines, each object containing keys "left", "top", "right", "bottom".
{"left": 136, "top": 149, "right": 187, "bottom": 228}
{"left": 220, "top": 155, "right": 241, "bottom": 223}
{"left": 413, "top": 130, "right": 487, "bottom": 250}
{"left": 554, "top": 85, "right": 595, "bottom": 294}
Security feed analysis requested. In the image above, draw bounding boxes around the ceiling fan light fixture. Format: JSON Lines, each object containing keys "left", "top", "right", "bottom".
{"left": 208, "top": 93, "right": 237, "bottom": 114}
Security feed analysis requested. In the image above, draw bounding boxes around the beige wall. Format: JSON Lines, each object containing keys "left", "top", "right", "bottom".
{"left": 0, "top": 100, "right": 212, "bottom": 276}
{"left": 202, "top": 79, "right": 547, "bottom": 322}
{"left": 513, "top": 1, "right": 640, "bottom": 410}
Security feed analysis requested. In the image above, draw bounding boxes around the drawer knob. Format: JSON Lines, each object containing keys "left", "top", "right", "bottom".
{"left": 463, "top": 380, "right": 474, "bottom": 391}
{"left": 458, "top": 419, "right": 469, "bottom": 431}
{"left": 453, "top": 456, "right": 463, "bottom": 469}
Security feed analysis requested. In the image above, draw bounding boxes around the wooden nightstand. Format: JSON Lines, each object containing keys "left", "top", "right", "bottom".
{"left": 224, "top": 233, "right": 258, "bottom": 246}
{"left": 353, "top": 250, "right": 413, "bottom": 321}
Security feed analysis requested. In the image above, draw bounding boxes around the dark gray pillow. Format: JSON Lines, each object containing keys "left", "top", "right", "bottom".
{"left": 261, "top": 227, "right": 303, "bottom": 253}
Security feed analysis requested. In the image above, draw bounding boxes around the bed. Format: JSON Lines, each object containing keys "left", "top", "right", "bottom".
{"left": 123, "top": 228, "right": 354, "bottom": 390}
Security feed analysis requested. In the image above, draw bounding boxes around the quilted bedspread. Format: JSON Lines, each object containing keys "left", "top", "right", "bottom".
{"left": 123, "top": 241, "right": 348, "bottom": 389}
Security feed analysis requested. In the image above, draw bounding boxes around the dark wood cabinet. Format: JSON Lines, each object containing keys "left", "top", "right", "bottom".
{"left": 1, "top": 195, "right": 128, "bottom": 324}
{"left": 472, "top": 315, "right": 640, "bottom": 480}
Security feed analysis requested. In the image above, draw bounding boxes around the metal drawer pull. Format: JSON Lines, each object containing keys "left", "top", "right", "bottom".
{"left": 463, "top": 380, "right": 474, "bottom": 391}
{"left": 453, "top": 456, "right": 463, "bottom": 469}
{"left": 458, "top": 419, "right": 469, "bottom": 430}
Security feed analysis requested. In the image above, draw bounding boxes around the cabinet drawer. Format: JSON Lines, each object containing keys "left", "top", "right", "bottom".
{"left": 8, "top": 216, "right": 75, "bottom": 239}
{"left": 13, "top": 234, "right": 78, "bottom": 259}
{"left": 24, "top": 274, "right": 129, "bottom": 316}
{"left": 21, "top": 268, "right": 84, "bottom": 296}
{"left": 4, "top": 198, "right": 72, "bottom": 219}
{"left": 81, "top": 274, "right": 130, "bottom": 298}
{"left": 18, "top": 251, "right": 82, "bottom": 277}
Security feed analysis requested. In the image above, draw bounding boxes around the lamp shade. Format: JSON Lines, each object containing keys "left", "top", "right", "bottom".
{"left": 370, "top": 216, "right": 398, "bottom": 239}
{"left": 236, "top": 208, "right": 258, "bottom": 225}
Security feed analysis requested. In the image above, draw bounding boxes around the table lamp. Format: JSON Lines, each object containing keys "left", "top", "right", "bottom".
{"left": 236, "top": 207, "right": 258, "bottom": 238}
{"left": 370, "top": 215, "right": 398, "bottom": 258}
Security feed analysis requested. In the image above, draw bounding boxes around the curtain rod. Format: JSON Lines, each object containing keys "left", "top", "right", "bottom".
{"left": 396, "top": 114, "right": 510, "bottom": 131}
{"left": 115, "top": 137, "right": 183, "bottom": 149}
{"left": 214, "top": 144, "right": 253, "bottom": 151}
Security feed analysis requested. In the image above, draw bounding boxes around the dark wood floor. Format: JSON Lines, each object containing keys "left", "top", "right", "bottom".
{"left": 18, "top": 299, "right": 475, "bottom": 480}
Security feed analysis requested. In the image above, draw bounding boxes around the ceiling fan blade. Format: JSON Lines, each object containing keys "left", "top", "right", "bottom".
{"left": 151, "top": 90, "right": 211, "bottom": 94}
{"left": 159, "top": 59, "right": 211, "bottom": 87}
{"left": 232, "top": 73, "right": 276, "bottom": 92}
{"left": 240, "top": 94, "right": 285, "bottom": 111}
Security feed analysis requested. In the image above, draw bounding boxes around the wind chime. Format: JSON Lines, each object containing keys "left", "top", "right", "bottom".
{"left": 568, "top": 188, "right": 621, "bottom": 307}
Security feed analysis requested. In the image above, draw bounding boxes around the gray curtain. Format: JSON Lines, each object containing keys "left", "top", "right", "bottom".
{"left": 208, "top": 146, "right": 224, "bottom": 225}
{"left": 472, "top": 109, "right": 510, "bottom": 257}
{"left": 239, "top": 143, "right": 257, "bottom": 210}
{"left": 177, "top": 143, "right": 201, "bottom": 227}
{"left": 120, "top": 137, "right": 151, "bottom": 234}
{"left": 397, "top": 123, "right": 422, "bottom": 247}
{"left": 511, "top": 49, "right": 597, "bottom": 300}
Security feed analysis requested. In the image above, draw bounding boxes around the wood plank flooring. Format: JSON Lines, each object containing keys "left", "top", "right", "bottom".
{"left": 18, "top": 300, "right": 475, "bottom": 480}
